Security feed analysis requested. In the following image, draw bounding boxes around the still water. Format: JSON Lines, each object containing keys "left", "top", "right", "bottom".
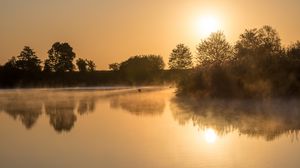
{"left": 1, "top": 87, "right": 300, "bottom": 168}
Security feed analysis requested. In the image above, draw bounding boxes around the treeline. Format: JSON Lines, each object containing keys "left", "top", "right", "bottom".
{"left": 2, "top": 25, "right": 300, "bottom": 93}
{"left": 0, "top": 42, "right": 188, "bottom": 87}
{"left": 177, "top": 26, "right": 300, "bottom": 98}
{"left": 107, "top": 55, "right": 189, "bottom": 85}
{"left": 2, "top": 42, "right": 96, "bottom": 73}
{"left": 0, "top": 42, "right": 100, "bottom": 87}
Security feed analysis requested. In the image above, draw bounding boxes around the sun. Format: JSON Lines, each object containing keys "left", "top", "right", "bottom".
{"left": 204, "top": 128, "right": 218, "bottom": 144}
{"left": 197, "top": 15, "right": 220, "bottom": 37}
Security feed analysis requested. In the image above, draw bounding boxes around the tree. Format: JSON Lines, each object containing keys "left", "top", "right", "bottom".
{"left": 119, "top": 55, "right": 165, "bottom": 72}
{"left": 169, "top": 44, "right": 193, "bottom": 70}
{"left": 43, "top": 59, "right": 52, "bottom": 72}
{"left": 235, "top": 25, "right": 282, "bottom": 58}
{"left": 15, "top": 46, "right": 41, "bottom": 72}
{"left": 109, "top": 63, "right": 120, "bottom": 71}
{"left": 76, "top": 58, "right": 96, "bottom": 72}
{"left": 196, "top": 32, "right": 233, "bottom": 65}
{"left": 86, "top": 60, "right": 96, "bottom": 72}
{"left": 286, "top": 41, "right": 300, "bottom": 59}
{"left": 44, "top": 42, "right": 76, "bottom": 72}
{"left": 76, "top": 58, "right": 88, "bottom": 72}
{"left": 119, "top": 55, "right": 165, "bottom": 83}
{"left": 3, "top": 57, "right": 17, "bottom": 70}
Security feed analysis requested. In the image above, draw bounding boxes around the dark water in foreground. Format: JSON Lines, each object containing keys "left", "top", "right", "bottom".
{"left": 1, "top": 87, "right": 300, "bottom": 168}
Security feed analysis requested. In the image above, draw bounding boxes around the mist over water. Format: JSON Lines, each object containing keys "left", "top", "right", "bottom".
{"left": 171, "top": 97, "right": 300, "bottom": 141}
{"left": 1, "top": 87, "right": 300, "bottom": 168}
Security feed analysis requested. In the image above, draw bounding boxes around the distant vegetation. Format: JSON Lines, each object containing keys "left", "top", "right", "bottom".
{"left": 108, "top": 55, "right": 166, "bottom": 84}
{"left": 178, "top": 26, "right": 300, "bottom": 98}
{"left": 1, "top": 43, "right": 97, "bottom": 74}
{"left": 0, "top": 42, "right": 182, "bottom": 87}
{"left": 1, "top": 25, "right": 300, "bottom": 97}
{"left": 0, "top": 42, "right": 101, "bottom": 87}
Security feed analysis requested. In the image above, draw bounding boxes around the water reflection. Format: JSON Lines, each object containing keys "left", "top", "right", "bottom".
{"left": 0, "top": 94, "right": 42, "bottom": 129}
{"left": 0, "top": 91, "right": 97, "bottom": 133}
{"left": 2, "top": 88, "right": 300, "bottom": 141}
{"left": 78, "top": 97, "right": 96, "bottom": 115}
{"left": 45, "top": 97, "right": 77, "bottom": 132}
{"left": 0, "top": 88, "right": 166, "bottom": 133}
{"left": 109, "top": 90, "right": 165, "bottom": 116}
{"left": 204, "top": 128, "right": 218, "bottom": 144}
{"left": 171, "top": 97, "right": 300, "bottom": 141}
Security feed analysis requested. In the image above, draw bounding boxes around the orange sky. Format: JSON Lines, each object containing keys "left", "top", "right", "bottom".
{"left": 1, "top": 0, "right": 300, "bottom": 69}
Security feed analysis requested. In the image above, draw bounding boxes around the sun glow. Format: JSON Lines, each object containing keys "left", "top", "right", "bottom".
{"left": 204, "top": 128, "right": 218, "bottom": 144}
{"left": 197, "top": 15, "right": 220, "bottom": 37}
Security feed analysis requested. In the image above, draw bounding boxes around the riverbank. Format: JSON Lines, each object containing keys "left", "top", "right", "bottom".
{"left": 0, "top": 69, "right": 188, "bottom": 88}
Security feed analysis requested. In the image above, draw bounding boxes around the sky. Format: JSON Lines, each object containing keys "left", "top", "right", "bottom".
{"left": 1, "top": 0, "right": 300, "bottom": 69}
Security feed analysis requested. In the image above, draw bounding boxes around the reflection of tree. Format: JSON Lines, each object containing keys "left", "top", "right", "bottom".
{"left": 45, "top": 97, "right": 77, "bottom": 133}
{"left": 171, "top": 97, "right": 300, "bottom": 141}
{"left": 110, "top": 90, "right": 166, "bottom": 116}
{"left": 0, "top": 95, "right": 42, "bottom": 129}
{"left": 0, "top": 88, "right": 168, "bottom": 133}
{"left": 0, "top": 91, "right": 98, "bottom": 133}
{"left": 77, "top": 97, "right": 96, "bottom": 115}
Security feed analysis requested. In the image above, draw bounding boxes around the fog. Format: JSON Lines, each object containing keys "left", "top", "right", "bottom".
{"left": 0, "top": 87, "right": 299, "bottom": 141}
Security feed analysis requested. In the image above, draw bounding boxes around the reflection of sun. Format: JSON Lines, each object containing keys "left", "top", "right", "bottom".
{"left": 204, "top": 128, "right": 218, "bottom": 144}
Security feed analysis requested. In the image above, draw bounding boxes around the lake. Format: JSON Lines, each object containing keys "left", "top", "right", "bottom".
{"left": 1, "top": 87, "right": 300, "bottom": 168}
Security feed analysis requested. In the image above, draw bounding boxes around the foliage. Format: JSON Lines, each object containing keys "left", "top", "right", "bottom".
{"left": 0, "top": 43, "right": 99, "bottom": 87}
{"left": 3, "top": 57, "right": 17, "bottom": 70}
{"left": 117, "top": 55, "right": 165, "bottom": 84}
{"left": 235, "top": 25, "right": 282, "bottom": 59}
{"left": 44, "top": 42, "right": 76, "bottom": 72}
{"left": 2, "top": 25, "right": 300, "bottom": 93}
{"left": 196, "top": 32, "right": 233, "bottom": 65}
{"left": 76, "top": 58, "right": 96, "bottom": 72}
{"left": 169, "top": 43, "right": 193, "bottom": 69}
{"left": 178, "top": 26, "right": 300, "bottom": 98}
{"left": 109, "top": 63, "right": 120, "bottom": 71}
{"left": 86, "top": 60, "right": 96, "bottom": 72}
{"left": 286, "top": 41, "right": 300, "bottom": 60}
{"left": 76, "top": 58, "right": 88, "bottom": 72}
{"left": 15, "top": 46, "right": 42, "bottom": 72}
{"left": 2, "top": 47, "right": 41, "bottom": 72}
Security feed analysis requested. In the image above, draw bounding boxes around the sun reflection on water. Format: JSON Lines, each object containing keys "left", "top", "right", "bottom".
{"left": 204, "top": 128, "right": 218, "bottom": 144}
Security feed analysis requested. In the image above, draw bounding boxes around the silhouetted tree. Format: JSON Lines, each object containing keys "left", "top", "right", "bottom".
{"left": 76, "top": 58, "right": 88, "bottom": 72}
{"left": 286, "top": 41, "right": 300, "bottom": 59}
{"left": 43, "top": 59, "right": 52, "bottom": 72}
{"left": 169, "top": 43, "right": 193, "bottom": 70}
{"left": 178, "top": 26, "right": 300, "bottom": 98}
{"left": 86, "top": 60, "right": 96, "bottom": 72}
{"left": 15, "top": 46, "right": 41, "bottom": 72}
{"left": 76, "top": 58, "right": 96, "bottom": 72}
{"left": 109, "top": 63, "right": 120, "bottom": 71}
{"left": 44, "top": 42, "right": 76, "bottom": 72}
{"left": 119, "top": 55, "right": 165, "bottom": 83}
{"left": 3, "top": 57, "right": 17, "bottom": 70}
{"left": 196, "top": 32, "right": 233, "bottom": 65}
{"left": 235, "top": 25, "right": 282, "bottom": 59}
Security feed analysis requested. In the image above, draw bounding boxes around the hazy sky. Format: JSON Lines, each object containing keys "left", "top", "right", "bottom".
{"left": 1, "top": 0, "right": 300, "bottom": 69}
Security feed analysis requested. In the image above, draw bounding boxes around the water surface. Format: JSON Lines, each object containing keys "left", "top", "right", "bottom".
{"left": 1, "top": 87, "right": 300, "bottom": 168}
